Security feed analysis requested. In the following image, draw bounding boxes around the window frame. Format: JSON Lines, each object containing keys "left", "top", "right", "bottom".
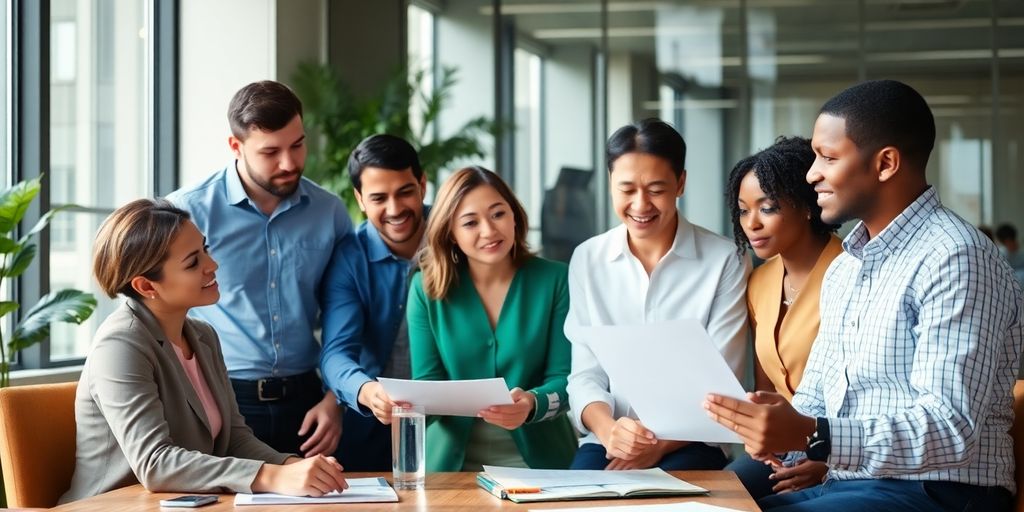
{"left": 8, "top": 0, "right": 177, "bottom": 371}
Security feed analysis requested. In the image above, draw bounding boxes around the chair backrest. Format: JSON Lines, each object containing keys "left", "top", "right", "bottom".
{"left": 1013, "top": 380, "right": 1024, "bottom": 512}
{"left": 0, "top": 382, "right": 78, "bottom": 508}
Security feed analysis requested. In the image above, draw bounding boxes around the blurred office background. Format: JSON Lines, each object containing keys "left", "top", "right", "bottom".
{"left": 4, "top": 0, "right": 1022, "bottom": 373}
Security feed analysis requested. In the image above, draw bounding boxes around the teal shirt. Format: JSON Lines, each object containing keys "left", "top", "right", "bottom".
{"left": 407, "top": 256, "right": 578, "bottom": 471}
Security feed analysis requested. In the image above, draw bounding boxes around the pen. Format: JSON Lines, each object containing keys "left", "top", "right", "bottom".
{"left": 505, "top": 487, "right": 542, "bottom": 494}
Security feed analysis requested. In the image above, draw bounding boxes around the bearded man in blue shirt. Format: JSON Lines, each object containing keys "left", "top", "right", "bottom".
{"left": 168, "top": 80, "right": 352, "bottom": 457}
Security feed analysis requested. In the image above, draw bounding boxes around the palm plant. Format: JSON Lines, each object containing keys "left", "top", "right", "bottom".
{"left": 0, "top": 177, "right": 97, "bottom": 387}
{"left": 292, "top": 62, "right": 498, "bottom": 219}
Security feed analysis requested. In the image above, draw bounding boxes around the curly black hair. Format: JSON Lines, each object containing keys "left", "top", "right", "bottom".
{"left": 726, "top": 136, "right": 839, "bottom": 254}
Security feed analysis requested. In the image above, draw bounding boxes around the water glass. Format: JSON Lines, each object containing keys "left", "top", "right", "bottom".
{"left": 391, "top": 404, "right": 425, "bottom": 490}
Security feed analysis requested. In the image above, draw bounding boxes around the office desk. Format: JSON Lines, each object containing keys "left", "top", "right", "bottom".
{"left": 49, "top": 471, "right": 759, "bottom": 511}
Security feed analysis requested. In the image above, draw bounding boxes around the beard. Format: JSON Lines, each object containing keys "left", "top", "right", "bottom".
{"left": 240, "top": 158, "right": 302, "bottom": 198}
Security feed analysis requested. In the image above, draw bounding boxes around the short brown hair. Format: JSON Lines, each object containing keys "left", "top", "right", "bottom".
{"left": 93, "top": 199, "right": 191, "bottom": 299}
{"left": 227, "top": 80, "right": 303, "bottom": 140}
{"left": 417, "top": 166, "right": 532, "bottom": 300}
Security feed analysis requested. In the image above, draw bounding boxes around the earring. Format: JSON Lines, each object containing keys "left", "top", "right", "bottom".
{"left": 450, "top": 248, "right": 459, "bottom": 263}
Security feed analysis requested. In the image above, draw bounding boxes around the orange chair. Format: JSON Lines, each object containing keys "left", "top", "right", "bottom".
{"left": 0, "top": 382, "right": 78, "bottom": 508}
{"left": 1013, "top": 380, "right": 1024, "bottom": 512}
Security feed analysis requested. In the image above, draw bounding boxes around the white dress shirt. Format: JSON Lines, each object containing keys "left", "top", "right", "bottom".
{"left": 793, "top": 187, "right": 1022, "bottom": 492}
{"left": 565, "top": 212, "right": 751, "bottom": 445}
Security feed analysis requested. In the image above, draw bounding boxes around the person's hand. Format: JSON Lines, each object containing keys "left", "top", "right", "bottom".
{"left": 478, "top": 388, "right": 535, "bottom": 430}
{"left": 597, "top": 417, "right": 658, "bottom": 461}
{"left": 769, "top": 459, "right": 828, "bottom": 493}
{"left": 298, "top": 392, "right": 342, "bottom": 457}
{"left": 703, "top": 391, "right": 815, "bottom": 460}
{"left": 357, "top": 381, "right": 399, "bottom": 425}
{"left": 605, "top": 440, "right": 688, "bottom": 470}
{"left": 252, "top": 454, "right": 348, "bottom": 496}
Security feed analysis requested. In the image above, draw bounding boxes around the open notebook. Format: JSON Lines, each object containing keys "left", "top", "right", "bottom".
{"left": 234, "top": 477, "right": 398, "bottom": 505}
{"left": 478, "top": 465, "right": 708, "bottom": 503}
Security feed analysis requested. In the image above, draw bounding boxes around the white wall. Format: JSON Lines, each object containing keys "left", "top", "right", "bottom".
{"left": 545, "top": 45, "right": 594, "bottom": 186}
{"left": 179, "top": 0, "right": 277, "bottom": 186}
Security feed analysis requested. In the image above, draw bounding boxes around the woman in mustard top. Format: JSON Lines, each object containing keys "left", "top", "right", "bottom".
{"left": 724, "top": 137, "right": 841, "bottom": 499}
{"left": 407, "top": 166, "right": 577, "bottom": 471}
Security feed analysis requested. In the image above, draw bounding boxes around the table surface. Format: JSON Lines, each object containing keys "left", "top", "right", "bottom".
{"left": 49, "top": 471, "right": 759, "bottom": 511}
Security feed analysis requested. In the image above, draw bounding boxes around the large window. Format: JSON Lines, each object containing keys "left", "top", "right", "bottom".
{"left": 481, "top": 0, "right": 1023, "bottom": 239}
{"left": 47, "top": 0, "right": 151, "bottom": 360}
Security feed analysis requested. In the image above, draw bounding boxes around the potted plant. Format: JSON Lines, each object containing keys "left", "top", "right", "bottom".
{"left": 0, "top": 177, "right": 97, "bottom": 387}
{"left": 292, "top": 62, "right": 499, "bottom": 219}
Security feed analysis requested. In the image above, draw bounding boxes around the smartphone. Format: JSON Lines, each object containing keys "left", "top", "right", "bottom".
{"left": 158, "top": 495, "right": 219, "bottom": 508}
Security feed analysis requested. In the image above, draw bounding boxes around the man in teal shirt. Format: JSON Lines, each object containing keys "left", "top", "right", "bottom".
{"left": 169, "top": 81, "right": 351, "bottom": 456}
{"left": 320, "top": 134, "right": 428, "bottom": 470}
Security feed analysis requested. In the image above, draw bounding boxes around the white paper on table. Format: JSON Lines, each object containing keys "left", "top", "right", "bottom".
{"left": 378, "top": 377, "right": 513, "bottom": 416}
{"left": 234, "top": 477, "right": 398, "bottom": 505}
{"left": 531, "top": 503, "right": 745, "bottom": 512}
{"left": 482, "top": 465, "right": 702, "bottom": 491}
{"left": 577, "top": 320, "right": 747, "bottom": 443}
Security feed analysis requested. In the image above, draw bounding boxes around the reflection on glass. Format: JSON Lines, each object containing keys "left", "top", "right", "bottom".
{"left": 49, "top": 0, "right": 150, "bottom": 360}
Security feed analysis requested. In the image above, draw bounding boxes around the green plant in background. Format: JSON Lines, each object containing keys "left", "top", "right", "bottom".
{"left": 292, "top": 62, "right": 498, "bottom": 219}
{"left": 0, "top": 177, "right": 97, "bottom": 387}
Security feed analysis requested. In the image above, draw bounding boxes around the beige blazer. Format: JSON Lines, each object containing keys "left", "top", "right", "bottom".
{"left": 60, "top": 299, "right": 291, "bottom": 503}
{"left": 747, "top": 235, "right": 843, "bottom": 400}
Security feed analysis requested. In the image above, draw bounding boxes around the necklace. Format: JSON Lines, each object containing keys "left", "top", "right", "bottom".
{"left": 782, "top": 274, "right": 801, "bottom": 307}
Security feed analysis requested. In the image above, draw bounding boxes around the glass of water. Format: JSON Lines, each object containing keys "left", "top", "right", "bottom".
{"left": 391, "top": 404, "right": 425, "bottom": 490}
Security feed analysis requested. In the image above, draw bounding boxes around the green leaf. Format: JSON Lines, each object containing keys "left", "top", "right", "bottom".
{"left": 0, "top": 301, "right": 19, "bottom": 317}
{"left": 9, "top": 289, "right": 97, "bottom": 352}
{"left": 0, "top": 177, "right": 41, "bottom": 234}
{"left": 0, "top": 236, "right": 18, "bottom": 254}
{"left": 17, "top": 204, "right": 72, "bottom": 245}
{"left": 4, "top": 243, "right": 36, "bottom": 278}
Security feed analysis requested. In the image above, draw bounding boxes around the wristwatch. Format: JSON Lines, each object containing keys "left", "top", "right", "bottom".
{"left": 805, "top": 417, "right": 831, "bottom": 462}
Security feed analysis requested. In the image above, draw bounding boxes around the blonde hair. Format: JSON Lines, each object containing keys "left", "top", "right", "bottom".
{"left": 417, "top": 166, "right": 532, "bottom": 299}
{"left": 92, "top": 198, "right": 191, "bottom": 299}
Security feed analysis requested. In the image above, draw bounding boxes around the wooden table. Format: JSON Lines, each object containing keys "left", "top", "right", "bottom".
{"left": 49, "top": 471, "right": 759, "bottom": 511}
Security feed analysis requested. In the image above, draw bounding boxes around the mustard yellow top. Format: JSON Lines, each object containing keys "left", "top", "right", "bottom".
{"left": 747, "top": 235, "right": 843, "bottom": 400}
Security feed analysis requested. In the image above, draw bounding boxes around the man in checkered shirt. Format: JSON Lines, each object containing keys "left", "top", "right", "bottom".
{"left": 706, "top": 80, "right": 1022, "bottom": 511}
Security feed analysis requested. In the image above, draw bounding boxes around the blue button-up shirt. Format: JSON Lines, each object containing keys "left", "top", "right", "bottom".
{"left": 320, "top": 215, "right": 420, "bottom": 413}
{"left": 168, "top": 161, "right": 353, "bottom": 380}
{"left": 792, "top": 187, "right": 1023, "bottom": 491}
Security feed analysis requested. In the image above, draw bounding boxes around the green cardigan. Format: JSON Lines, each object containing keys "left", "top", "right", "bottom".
{"left": 407, "top": 256, "right": 578, "bottom": 471}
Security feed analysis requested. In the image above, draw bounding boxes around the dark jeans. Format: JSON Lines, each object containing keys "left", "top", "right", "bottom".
{"left": 569, "top": 442, "right": 728, "bottom": 470}
{"left": 758, "top": 478, "right": 1013, "bottom": 512}
{"left": 335, "top": 406, "right": 392, "bottom": 471}
{"left": 725, "top": 451, "right": 776, "bottom": 500}
{"left": 231, "top": 371, "right": 324, "bottom": 455}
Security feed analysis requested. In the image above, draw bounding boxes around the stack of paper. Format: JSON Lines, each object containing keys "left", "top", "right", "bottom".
{"left": 234, "top": 477, "right": 398, "bottom": 505}
{"left": 477, "top": 465, "right": 707, "bottom": 503}
{"left": 532, "top": 504, "right": 745, "bottom": 512}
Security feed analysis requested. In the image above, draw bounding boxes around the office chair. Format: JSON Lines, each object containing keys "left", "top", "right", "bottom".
{"left": 0, "top": 382, "right": 78, "bottom": 508}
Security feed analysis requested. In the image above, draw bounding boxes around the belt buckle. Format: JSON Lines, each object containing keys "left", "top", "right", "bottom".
{"left": 257, "top": 379, "right": 283, "bottom": 401}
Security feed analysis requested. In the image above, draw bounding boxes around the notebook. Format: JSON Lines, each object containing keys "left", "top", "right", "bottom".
{"left": 234, "top": 477, "right": 398, "bottom": 505}
{"left": 477, "top": 465, "right": 708, "bottom": 503}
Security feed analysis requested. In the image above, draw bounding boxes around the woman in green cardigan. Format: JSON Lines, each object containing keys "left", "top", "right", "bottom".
{"left": 407, "top": 165, "right": 578, "bottom": 472}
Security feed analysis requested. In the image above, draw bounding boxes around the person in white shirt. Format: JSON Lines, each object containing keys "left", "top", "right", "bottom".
{"left": 565, "top": 118, "right": 751, "bottom": 470}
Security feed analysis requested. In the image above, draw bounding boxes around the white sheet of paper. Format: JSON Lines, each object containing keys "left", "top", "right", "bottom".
{"left": 378, "top": 377, "right": 513, "bottom": 416}
{"left": 532, "top": 503, "right": 745, "bottom": 512}
{"left": 482, "top": 465, "right": 703, "bottom": 491}
{"left": 577, "top": 320, "right": 747, "bottom": 443}
{"left": 234, "top": 477, "right": 398, "bottom": 505}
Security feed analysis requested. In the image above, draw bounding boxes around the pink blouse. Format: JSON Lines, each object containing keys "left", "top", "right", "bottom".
{"left": 172, "top": 343, "right": 223, "bottom": 439}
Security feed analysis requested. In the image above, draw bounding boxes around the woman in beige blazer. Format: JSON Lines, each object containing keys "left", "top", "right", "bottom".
{"left": 723, "top": 137, "right": 841, "bottom": 501}
{"left": 60, "top": 199, "right": 347, "bottom": 503}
